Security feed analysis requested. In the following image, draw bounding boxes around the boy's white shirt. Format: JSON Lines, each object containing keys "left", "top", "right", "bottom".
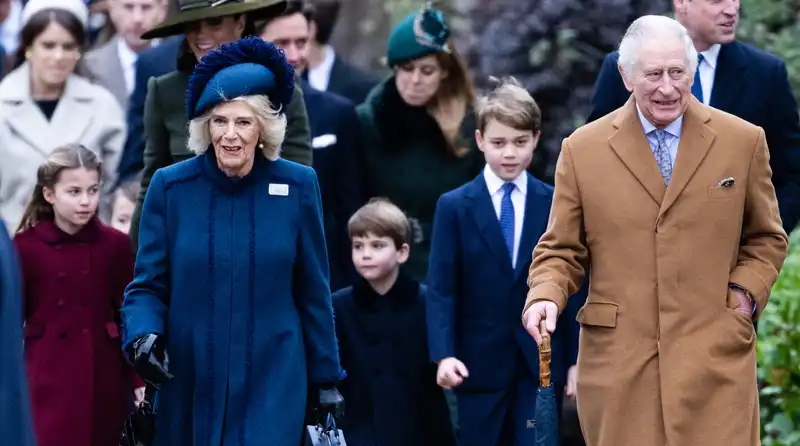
{"left": 482, "top": 166, "right": 527, "bottom": 269}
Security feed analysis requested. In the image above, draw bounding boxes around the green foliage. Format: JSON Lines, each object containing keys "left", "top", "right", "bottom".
{"left": 737, "top": 0, "right": 800, "bottom": 102}
{"left": 758, "top": 230, "right": 800, "bottom": 445}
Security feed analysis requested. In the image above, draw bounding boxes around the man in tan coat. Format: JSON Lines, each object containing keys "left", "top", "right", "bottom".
{"left": 522, "top": 15, "right": 788, "bottom": 446}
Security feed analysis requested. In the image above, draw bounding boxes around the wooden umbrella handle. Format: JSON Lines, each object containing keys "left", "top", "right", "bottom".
{"left": 539, "top": 320, "right": 551, "bottom": 387}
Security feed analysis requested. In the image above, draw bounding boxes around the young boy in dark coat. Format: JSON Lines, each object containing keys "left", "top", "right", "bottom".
{"left": 332, "top": 198, "right": 456, "bottom": 446}
{"left": 427, "top": 78, "right": 586, "bottom": 446}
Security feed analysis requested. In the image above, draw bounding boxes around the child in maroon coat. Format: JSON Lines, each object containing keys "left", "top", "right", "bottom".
{"left": 14, "top": 144, "right": 143, "bottom": 446}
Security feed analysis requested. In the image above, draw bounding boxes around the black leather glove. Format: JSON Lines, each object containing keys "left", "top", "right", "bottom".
{"left": 315, "top": 384, "right": 345, "bottom": 425}
{"left": 131, "top": 333, "right": 173, "bottom": 387}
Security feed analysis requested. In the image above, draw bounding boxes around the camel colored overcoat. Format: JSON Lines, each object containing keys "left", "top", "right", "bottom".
{"left": 524, "top": 97, "right": 788, "bottom": 446}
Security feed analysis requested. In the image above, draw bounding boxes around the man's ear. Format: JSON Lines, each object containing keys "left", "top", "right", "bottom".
{"left": 618, "top": 64, "right": 634, "bottom": 93}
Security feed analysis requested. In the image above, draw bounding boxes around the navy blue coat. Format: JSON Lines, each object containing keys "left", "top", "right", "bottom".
{"left": 332, "top": 275, "right": 456, "bottom": 446}
{"left": 302, "top": 82, "right": 364, "bottom": 290}
{"left": 121, "top": 151, "right": 342, "bottom": 445}
{"left": 427, "top": 173, "right": 585, "bottom": 391}
{"left": 0, "top": 220, "right": 35, "bottom": 446}
{"left": 588, "top": 43, "right": 800, "bottom": 232}
{"left": 116, "top": 36, "right": 183, "bottom": 183}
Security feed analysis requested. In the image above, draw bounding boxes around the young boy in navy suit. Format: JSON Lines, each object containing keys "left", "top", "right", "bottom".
{"left": 332, "top": 198, "right": 456, "bottom": 446}
{"left": 427, "top": 78, "right": 585, "bottom": 446}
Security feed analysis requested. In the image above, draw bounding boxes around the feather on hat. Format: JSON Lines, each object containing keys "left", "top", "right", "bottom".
{"left": 186, "top": 36, "right": 295, "bottom": 120}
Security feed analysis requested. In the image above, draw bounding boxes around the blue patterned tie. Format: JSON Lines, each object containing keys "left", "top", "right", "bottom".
{"left": 692, "top": 54, "right": 704, "bottom": 102}
{"left": 500, "top": 182, "right": 515, "bottom": 262}
{"left": 651, "top": 129, "right": 673, "bottom": 184}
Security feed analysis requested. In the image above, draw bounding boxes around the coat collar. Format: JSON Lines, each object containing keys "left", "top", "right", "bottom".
{"left": 464, "top": 172, "right": 551, "bottom": 280}
{"left": 352, "top": 271, "right": 419, "bottom": 311}
{"left": 32, "top": 216, "right": 103, "bottom": 245}
{"left": 200, "top": 147, "right": 271, "bottom": 193}
{"left": 0, "top": 63, "right": 98, "bottom": 156}
{"left": 609, "top": 96, "right": 716, "bottom": 217}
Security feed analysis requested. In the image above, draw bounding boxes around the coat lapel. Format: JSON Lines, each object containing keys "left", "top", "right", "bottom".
{"left": 658, "top": 100, "right": 715, "bottom": 219}
{"left": 514, "top": 175, "right": 550, "bottom": 280}
{"left": 96, "top": 39, "right": 127, "bottom": 106}
{"left": 0, "top": 65, "right": 94, "bottom": 156}
{"left": 608, "top": 98, "right": 667, "bottom": 205}
{"left": 1, "top": 65, "right": 51, "bottom": 156}
{"left": 50, "top": 77, "right": 95, "bottom": 147}
{"left": 709, "top": 42, "right": 748, "bottom": 113}
{"left": 465, "top": 176, "right": 514, "bottom": 275}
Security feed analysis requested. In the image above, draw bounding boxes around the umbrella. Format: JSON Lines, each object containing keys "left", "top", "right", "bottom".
{"left": 535, "top": 320, "right": 560, "bottom": 446}
{"left": 120, "top": 384, "right": 157, "bottom": 446}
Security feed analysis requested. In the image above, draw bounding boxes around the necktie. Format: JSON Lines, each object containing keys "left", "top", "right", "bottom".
{"left": 692, "top": 53, "right": 704, "bottom": 102}
{"left": 651, "top": 129, "right": 673, "bottom": 184}
{"left": 500, "top": 182, "right": 515, "bottom": 262}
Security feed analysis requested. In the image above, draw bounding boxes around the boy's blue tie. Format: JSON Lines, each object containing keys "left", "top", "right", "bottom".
{"left": 692, "top": 54, "right": 704, "bottom": 102}
{"left": 500, "top": 182, "right": 515, "bottom": 261}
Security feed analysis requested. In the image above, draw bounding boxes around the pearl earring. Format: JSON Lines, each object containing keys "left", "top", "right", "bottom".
{"left": 258, "top": 142, "right": 264, "bottom": 149}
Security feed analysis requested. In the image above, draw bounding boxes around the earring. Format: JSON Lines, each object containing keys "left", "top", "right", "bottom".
{"left": 74, "top": 53, "right": 82, "bottom": 61}
{"left": 25, "top": 51, "right": 31, "bottom": 60}
{"left": 258, "top": 142, "right": 264, "bottom": 149}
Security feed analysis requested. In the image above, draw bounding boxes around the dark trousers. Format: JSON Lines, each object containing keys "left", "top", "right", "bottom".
{"left": 455, "top": 370, "right": 539, "bottom": 446}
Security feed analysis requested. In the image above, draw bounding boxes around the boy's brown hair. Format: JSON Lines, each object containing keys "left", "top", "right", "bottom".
{"left": 475, "top": 77, "right": 541, "bottom": 134}
{"left": 347, "top": 198, "right": 410, "bottom": 249}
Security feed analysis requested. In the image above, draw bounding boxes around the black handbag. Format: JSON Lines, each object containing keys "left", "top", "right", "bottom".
{"left": 119, "top": 384, "right": 157, "bottom": 446}
{"left": 304, "top": 414, "right": 347, "bottom": 446}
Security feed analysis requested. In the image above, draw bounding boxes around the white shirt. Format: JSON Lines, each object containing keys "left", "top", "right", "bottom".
{"left": 483, "top": 166, "right": 527, "bottom": 268}
{"left": 308, "top": 44, "right": 335, "bottom": 92}
{"left": 637, "top": 104, "right": 683, "bottom": 169}
{"left": 117, "top": 38, "right": 138, "bottom": 95}
{"left": 696, "top": 44, "right": 721, "bottom": 106}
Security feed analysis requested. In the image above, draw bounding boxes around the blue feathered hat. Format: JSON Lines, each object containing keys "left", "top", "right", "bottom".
{"left": 186, "top": 36, "right": 295, "bottom": 120}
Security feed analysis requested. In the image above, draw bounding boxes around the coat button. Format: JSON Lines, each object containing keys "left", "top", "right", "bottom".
{"left": 82, "top": 329, "right": 89, "bottom": 335}
{"left": 59, "top": 332, "right": 66, "bottom": 339}
{"left": 57, "top": 272, "right": 66, "bottom": 279}
{"left": 57, "top": 299, "right": 65, "bottom": 308}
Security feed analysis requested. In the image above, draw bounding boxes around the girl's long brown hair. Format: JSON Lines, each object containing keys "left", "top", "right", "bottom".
{"left": 427, "top": 43, "right": 477, "bottom": 157}
{"left": 16, "top": 144, "right": 103, "bottom": 234}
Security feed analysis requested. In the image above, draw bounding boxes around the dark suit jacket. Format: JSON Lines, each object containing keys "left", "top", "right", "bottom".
{"left": 326, "top": 54, "right": 380, "bottom": 105}
{"left": 302, "top": 82, "right": 364, "bottom": 291}
{"left": 426, "top": 173, "right": 585, "bottom": 392}
{"left": 116, "top": 36, "right": 183, "bottom": 183}
{"left": 0, "top": 220, "right": 34, "bottom": 446}
{"left": 588, "top": 42, "right": 800, "bottom": 232}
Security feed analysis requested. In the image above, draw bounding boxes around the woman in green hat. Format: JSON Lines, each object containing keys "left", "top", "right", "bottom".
{"left": 356, "top": 4, "right": 483, "bottom": 283}
{"left": 128, "top": 0, "right": 313, "bottom": 251}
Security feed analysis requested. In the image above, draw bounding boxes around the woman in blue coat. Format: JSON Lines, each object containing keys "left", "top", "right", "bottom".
{"left": 121, "top": 37, "right": 344, "bottom": 446}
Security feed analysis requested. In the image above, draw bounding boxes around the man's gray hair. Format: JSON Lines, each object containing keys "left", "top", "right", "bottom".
{"left": 618, "top": 15, "right": 698, "bottom": 82}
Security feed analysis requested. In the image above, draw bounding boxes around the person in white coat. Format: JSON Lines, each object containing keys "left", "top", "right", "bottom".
{"left": 0, "top": 0, "right": 124, "bottom": 233}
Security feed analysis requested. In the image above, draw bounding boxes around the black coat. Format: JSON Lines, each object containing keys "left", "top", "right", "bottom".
{"left": 332, "top": 274, "right": 455, "bottom": 446}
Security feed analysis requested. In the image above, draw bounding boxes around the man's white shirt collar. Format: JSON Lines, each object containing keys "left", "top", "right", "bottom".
{"left": 483, "top": 166, "right": 528, "bottom": 196}
{"left": 636, "top": 104, "right": 684, "bottom": 139}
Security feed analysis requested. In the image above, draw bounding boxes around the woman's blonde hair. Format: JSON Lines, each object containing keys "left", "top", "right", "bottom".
{"left": 186, "top": 95, "right": 287, "bottom": 160}
{"left": 426, "top": 43, "right": 476, "bottom": 157}
{"left": 16, "top": 144, "right": 102, "bottom": 234}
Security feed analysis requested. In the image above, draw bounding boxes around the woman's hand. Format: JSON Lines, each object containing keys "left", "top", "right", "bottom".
{"left": 566, "top": 365, "right": 578, "bottom": 398}
{"left": 316, "top": 386, "right": 345, "bottom": 423}
{"left": 134, "top": 386, "right": 146, "bottom": 407}
{"left": 132, "top": 333, "right": 174, "bottom": 386}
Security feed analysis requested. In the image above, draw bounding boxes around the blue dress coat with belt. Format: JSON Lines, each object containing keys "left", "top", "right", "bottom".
{"left": 121, "top": 150, "right": 343, "bottom": 446}
{"left": 0, "top": 219, "right": 35, "bottom": 446}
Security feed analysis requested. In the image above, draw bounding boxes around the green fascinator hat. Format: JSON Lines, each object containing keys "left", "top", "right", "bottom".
{"left": 386, "top": 3, "right": 451, "bottom": 67}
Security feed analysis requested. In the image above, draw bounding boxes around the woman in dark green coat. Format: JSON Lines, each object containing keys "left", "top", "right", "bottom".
{"left": 357, "top": 6, "right": 483, "bottom": 282}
